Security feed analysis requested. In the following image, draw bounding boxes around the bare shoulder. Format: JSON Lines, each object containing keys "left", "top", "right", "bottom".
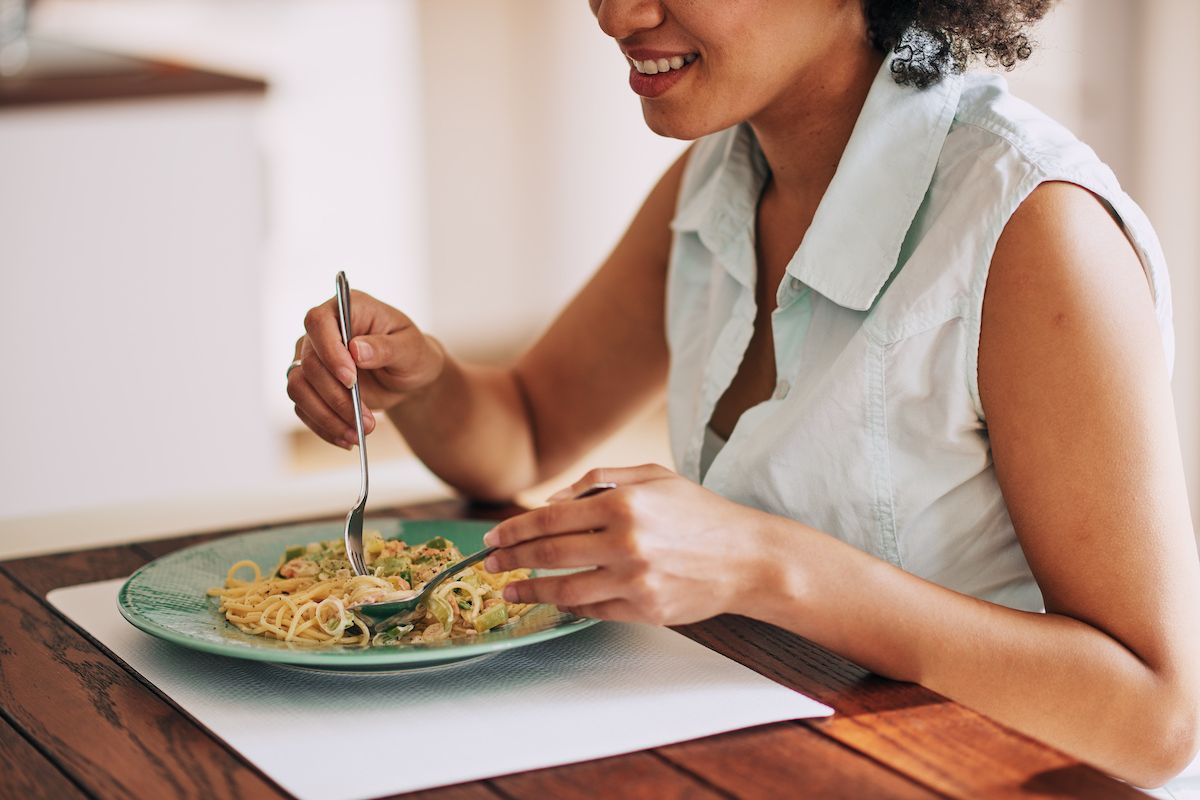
{"left": 978, "top": 179, "right": 1192, "bottom": 618}
{"left": 978, "top": 180, "right": 1162, "bottom": 417}
{"left": 985, "top": 181, "right": 1154, "bottom": 323}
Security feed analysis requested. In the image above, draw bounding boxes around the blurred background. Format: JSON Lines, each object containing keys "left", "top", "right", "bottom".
{"left": 1, "top": 0, "right": 1197, "bottom": 557}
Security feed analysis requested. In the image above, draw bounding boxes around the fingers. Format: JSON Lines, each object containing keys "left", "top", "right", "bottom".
{"left": 296, "top": 291, "right": 444, "bottom": 428}
{"left": 562, "top": 599, "right": 643, "bottom": 622}
{"left": 483, "top": 492, "right": 621, "bottom": 548}
{"left": 350, "top": 330, "right": 445, "bottom": 393}
{"left": 303, "top": 297, "right": 357, "bottom": 389}
{"left": 289, "top": 337, "right": 375, "bottom": 446}
{"left": 294, "top": 404, "right": 351, "bottom": 450}
{"left": 545, "top": 464, "right": 675, "bottom": 503}
{"left": 298, "top": 338, "right": 376, "bottom": 438}
{"left": 503, "top": 568, "right": 625, "bottom": 608}
{"left": 485, "top": 530, "right": 627, "bottom": 572}
{"left": 288, "top": 368, "right": 365, "bottom": 447}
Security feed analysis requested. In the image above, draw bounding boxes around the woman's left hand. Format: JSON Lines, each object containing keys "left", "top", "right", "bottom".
{"left": 482, "top": 464, "right": 779, "bottom": 625}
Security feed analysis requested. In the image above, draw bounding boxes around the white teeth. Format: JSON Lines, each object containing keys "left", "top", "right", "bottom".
{"left": 630, "top": 54, "right": 697, "bottom": 75}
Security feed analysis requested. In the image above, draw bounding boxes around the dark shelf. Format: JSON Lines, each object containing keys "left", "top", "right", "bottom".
{"left": 0, "top": 37, "right": 266, "bottom": 109}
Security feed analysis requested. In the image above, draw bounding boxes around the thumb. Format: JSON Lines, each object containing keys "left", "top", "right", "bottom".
{"left": 349, "top": 330, "right": 445, "bottom": 391}
{"left": 348, "top": 334, "right": 395, "bottom": 370}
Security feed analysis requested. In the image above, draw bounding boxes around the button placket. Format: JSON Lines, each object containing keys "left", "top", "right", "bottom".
{"left": 771, "top": 279, "right": 809, "bottom": 402}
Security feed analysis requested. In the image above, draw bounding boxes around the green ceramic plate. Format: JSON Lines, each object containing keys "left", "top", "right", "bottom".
{"left": 118, "top": 518, "right": 598, "bottom": 672}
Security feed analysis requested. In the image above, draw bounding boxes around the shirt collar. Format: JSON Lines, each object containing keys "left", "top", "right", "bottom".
{"left": 671, "top": 121, "right": 768, "bottom": 288}
{"left": 671, "top": 54, "right": 963, "bottom": 311}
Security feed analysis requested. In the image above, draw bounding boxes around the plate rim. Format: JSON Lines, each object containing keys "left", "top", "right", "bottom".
{"left": 117, "top": 518, "right": 599, "bottom": 668}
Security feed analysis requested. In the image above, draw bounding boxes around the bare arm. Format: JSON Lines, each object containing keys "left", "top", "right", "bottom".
{"left": 385, "top": 150, "right": 687, "bottom": 497}
{"left": 286, "top": 149, "right": 690, "bottom": 499}
{"left": 747, "top": 182, "right": 1200, "bottom": 785}
{"left": 483, "top": 181, "right": 1200, "bottom": 786}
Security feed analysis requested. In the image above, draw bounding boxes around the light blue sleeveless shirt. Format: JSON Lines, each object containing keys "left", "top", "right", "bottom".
{"left": 665, "top": 57, "right": 1174, "bottom": 612}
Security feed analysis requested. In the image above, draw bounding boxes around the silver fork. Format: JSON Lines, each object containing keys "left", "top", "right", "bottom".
{"left": 353, "top": 481, "right": 617, "bottom": 631}
{"left": 335, "top": 271, "right": 370, "bottom": 577}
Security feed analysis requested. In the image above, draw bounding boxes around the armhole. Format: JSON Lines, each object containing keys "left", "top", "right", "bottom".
{"left": 965, "top": 175, "right": 1176, "bottom": 424}
{"left": 1099, "top": 191, "right": 1176, "bottom": 376}
{"left": 672, "top": 141, "right": 702, "bottom": 216}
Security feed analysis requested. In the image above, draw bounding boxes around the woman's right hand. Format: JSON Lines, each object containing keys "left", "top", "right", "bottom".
{"left": 287, "top": 290, "right": 445, "bottom": 449}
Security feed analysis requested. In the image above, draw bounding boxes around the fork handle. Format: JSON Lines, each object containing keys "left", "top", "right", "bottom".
{"left": 419, "top": 546, "right": 495, "bottom": 599}
{"left": 335, "top": 271, "right": 369, "bottom": 502}
{"left": 421, "top": 483, "right": 616, "bottom": 596}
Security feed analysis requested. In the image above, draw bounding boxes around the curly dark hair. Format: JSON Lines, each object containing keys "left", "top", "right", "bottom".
{"left": 863, "top": 0, "right": 1056, "bottom": 88}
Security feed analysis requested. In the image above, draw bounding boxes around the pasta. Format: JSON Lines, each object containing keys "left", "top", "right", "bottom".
{"left": 207, "top": 532, "right": 531, "bottom": 647}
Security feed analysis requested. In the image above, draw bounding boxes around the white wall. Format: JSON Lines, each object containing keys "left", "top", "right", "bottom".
{"left": 33, "top": 0, "right": 684, "bottom": 382}
{"left": 32, "top": 0, "right": 432, "bottom": 428}
{"left": 1131, "top": 0, "right": 1200, "bottom": 535}
{"left": 3, "top": 0, "right": 682, "bottom": 543}
{"left": 417, "top": 1, "right": 685, "bottom": 359}
{"left": 11, "top": 0, "right": 1199, "bottom": 543}
{"left": 0, "top": 95, "right": 278, "bottom": 517}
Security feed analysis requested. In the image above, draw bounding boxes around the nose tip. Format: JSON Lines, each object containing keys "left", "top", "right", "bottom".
{"left": 594, "top": 0, "right": 665, "bottom": 41}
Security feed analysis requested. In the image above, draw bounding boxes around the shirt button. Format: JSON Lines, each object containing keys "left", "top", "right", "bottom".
{"left": 790, "top": 277, "right": 802, "bottom": 290}
{"left": 773, "top": 379, "right": 790, "bottom": 400}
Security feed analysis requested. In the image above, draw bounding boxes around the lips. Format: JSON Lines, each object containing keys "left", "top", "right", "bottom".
{"left": 625, "top": 52, "right": 698, "bottom": 99}
{"left": 628, "top": 53, "right": 698, "bottom": 75}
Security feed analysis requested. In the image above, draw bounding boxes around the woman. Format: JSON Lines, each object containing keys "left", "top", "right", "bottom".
{"left": 287, "top": 0, "right": 1199, "bottom": 785}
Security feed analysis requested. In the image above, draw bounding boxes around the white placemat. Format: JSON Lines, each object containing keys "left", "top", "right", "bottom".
{"left": 49, "top": 579, "right": 833, "bottom": 800}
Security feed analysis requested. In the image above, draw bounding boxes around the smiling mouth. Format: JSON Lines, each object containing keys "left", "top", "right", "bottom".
{"left": 628, "top": 53, "right": 698, "bottom": 75}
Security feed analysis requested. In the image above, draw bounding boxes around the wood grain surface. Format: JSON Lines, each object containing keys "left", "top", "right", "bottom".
{"left": 0, "top": 501, "right": 1143, "bottom": 799}
{"left": 0, "top": 715, "right": 88, "bottom": 800}
{"left": 0, "top": 569, "right": 281, "bottom": 799}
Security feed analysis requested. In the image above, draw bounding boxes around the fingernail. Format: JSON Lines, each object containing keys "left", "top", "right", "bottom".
{"left": 338, "top": 368, "right": 356, "bottom": 389}
{"left": 345, "top": 429, "right": 358, "bottom": 444}
{"left": 337, "top": 438, "right": 353, "bottom": 450}
{"left": 355, "top": 341, "right": 374, "bottom": 362}
{"left": 545, "top": 487, "right": 572, "bottom": 504}
{"left": 484, "top": 555, "right": 500, "bottom": 573}
{"left": 482, "top": 528, "right": 498, "bottom": 547}
{"left": 503, "top": 586, "right": 518, "bottom": 602}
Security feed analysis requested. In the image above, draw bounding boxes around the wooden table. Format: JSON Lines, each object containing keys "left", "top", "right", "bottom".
{"left": 0, "top": 498, "right": 1143, "bottom": 799}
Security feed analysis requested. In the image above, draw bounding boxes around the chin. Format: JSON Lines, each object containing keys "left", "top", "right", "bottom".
{"left": 639, "top": 104, "right": 719, "bottom": 142}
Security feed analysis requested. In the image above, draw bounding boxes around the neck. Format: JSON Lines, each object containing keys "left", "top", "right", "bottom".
{"left": 749, "top": 42, "right": 884, "bottom": 212}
